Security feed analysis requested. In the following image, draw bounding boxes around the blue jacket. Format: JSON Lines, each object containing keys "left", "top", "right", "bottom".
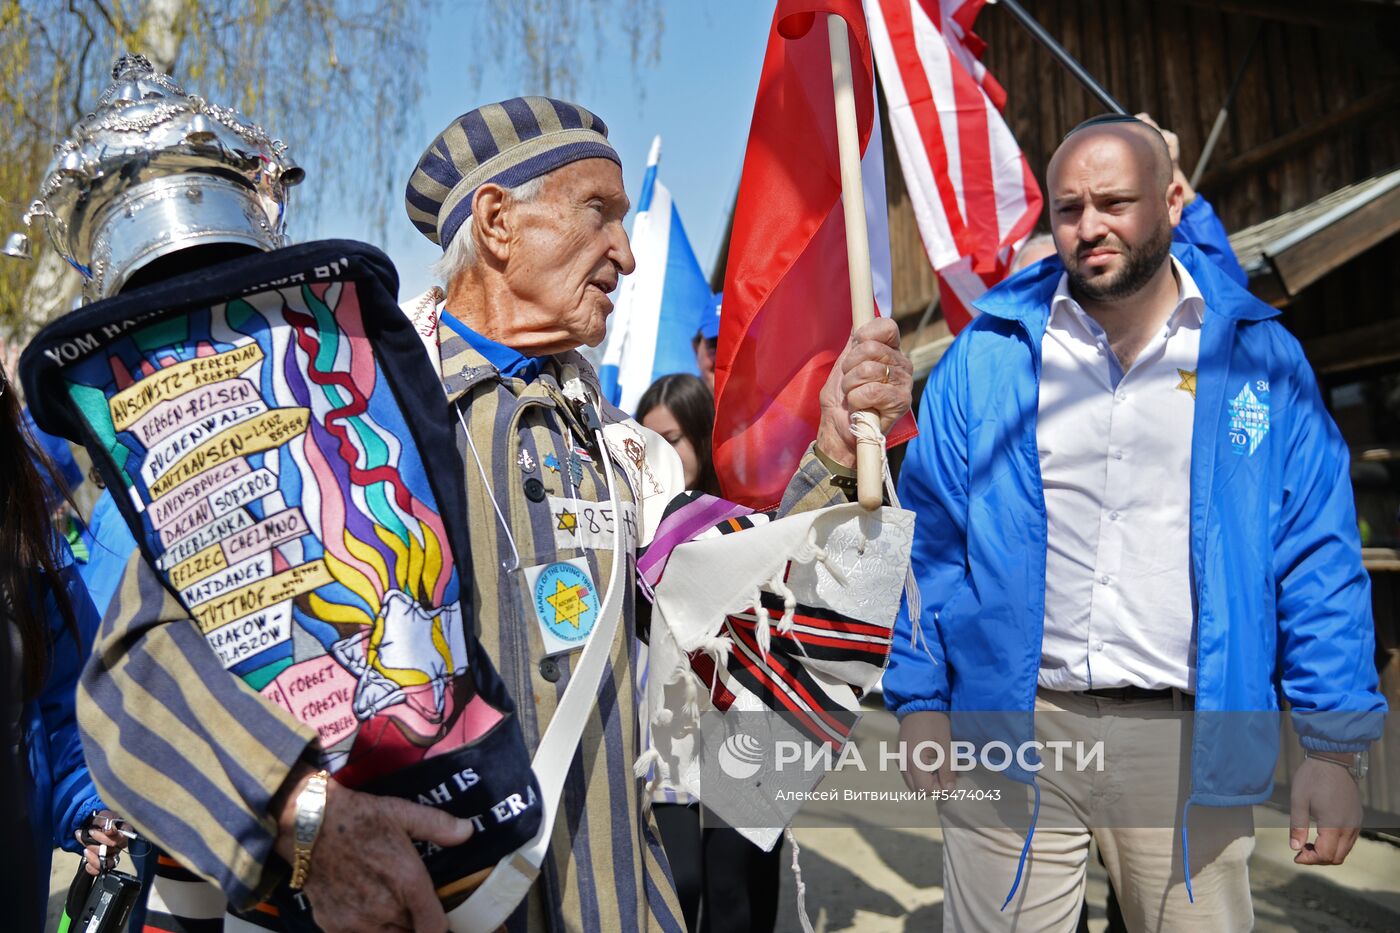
{"left": 75, "top": 491, "right": 138, "bottom": 620}
{"left": 1173, "top": 196, "right": 1247, "bottom": 288}
{"left": 23, "top": 549, "right": 107, "bottom": 919}
{"left": 24, "top": 415, "right": 138, "bottom": 619}
{"left": 886, "top": 243, "right": 1385, "bottom": 835}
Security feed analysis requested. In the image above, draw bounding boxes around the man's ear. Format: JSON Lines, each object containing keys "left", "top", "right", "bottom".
{"left": 471, "top": 183, "right": 512, "bottom": 263}
{"left": 1165, "top": 178, "right": 1186, "bottom": 228}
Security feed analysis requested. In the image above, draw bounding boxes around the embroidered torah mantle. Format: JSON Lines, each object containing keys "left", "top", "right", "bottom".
{"left": 22, "top": 240, "right": 540, "bottom": 921}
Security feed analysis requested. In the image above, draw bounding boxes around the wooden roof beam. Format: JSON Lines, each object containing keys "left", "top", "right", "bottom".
{"left": 1162, "top": 0, "right": 1400, "bottom": 31}
{"left": 1266, "top": 174, "right": 1400, "bottom": 296}
{"left": 1198, "top": 86, "right": 1400, "bottom": 192}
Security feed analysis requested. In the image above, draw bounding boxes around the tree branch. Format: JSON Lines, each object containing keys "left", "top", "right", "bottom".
{"left": 86, "top": 0, "right": 132, "bottom": 41}
{"left": 66, "top": 1, "right": 98, "bottom": 117}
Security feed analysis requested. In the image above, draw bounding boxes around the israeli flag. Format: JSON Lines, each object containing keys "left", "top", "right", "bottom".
{"left": 599, "top": 136, "right": 711, "bottom": 413}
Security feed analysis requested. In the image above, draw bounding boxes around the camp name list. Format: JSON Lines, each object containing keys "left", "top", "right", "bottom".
{"left": 111, "top": 340, "right": 320, "bottom": 670}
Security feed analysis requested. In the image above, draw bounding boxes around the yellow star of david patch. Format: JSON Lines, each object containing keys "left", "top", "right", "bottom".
{"left": 546, "top": 578, "right": 589, "bottom": 628}
{"left": 555, "top": 509, "right": 578, "bottom": 536}
{"left": 1176, "top": 368, "right": 1197, "bottom": 400}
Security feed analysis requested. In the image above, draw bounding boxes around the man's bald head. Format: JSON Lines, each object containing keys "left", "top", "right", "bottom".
{"left": 1044, "top": 114, "right": 1184, "bottom": 304}
{"left": 1049, "top": 115, "right": 1174, "bottom": 193}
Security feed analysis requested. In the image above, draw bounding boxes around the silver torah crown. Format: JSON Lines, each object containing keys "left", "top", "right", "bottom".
{"left": 16, "top": 53, "right": 303, "bottom": 301}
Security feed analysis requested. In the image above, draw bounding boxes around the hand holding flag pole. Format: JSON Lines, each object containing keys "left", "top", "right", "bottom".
{"left": 827, "top": 14, "right": 884, "bottom": 511}
{"left": 713, "top": 1, "right": 916, "bottom": 511}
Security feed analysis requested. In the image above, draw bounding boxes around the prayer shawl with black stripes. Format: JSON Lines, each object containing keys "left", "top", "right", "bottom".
{"left": 636, "top": 492, "right": 915, "bottom": 849}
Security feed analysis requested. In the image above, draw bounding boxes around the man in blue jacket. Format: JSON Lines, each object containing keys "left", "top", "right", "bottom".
{"left": 884, "top": 114, "right": 1386, "bottom": 931}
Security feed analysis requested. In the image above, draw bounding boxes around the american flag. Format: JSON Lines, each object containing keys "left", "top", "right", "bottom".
{"left": 867, "top": 0, "right": 1043, "bottom": 332}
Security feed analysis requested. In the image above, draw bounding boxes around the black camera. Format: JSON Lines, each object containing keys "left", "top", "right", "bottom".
{"left": 61, "top": 859, "right": 143, "bottom": 933}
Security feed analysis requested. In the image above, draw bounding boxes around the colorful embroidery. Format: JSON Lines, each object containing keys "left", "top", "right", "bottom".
{"left": 62, "top": 281, "right": 496, "bottom": 777}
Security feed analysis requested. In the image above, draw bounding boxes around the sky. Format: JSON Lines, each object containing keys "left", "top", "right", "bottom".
{"left": 312, "top": 1, "right": 776, "bottom": 300}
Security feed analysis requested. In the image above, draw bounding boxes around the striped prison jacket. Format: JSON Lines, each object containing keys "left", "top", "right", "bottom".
{"left": 77, "top": 326, "right": 852, "bottom": 932}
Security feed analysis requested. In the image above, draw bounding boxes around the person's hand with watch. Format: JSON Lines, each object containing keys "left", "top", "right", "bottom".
{"left": 272, "top": 762, "right": 475, "bottom": 933}
{"left": 1288, "top": 748, "right": 1368, "bottom": 866}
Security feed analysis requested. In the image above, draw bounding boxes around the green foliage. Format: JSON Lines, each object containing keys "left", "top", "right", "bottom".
{"left": 0, "top": 0, "right": 667, "bottom": 337}
{"left": 0, "top": 0, "right": 434, "bottom": 335}
{"left": 471, "top": 0, "right": 665, "bottom": 99}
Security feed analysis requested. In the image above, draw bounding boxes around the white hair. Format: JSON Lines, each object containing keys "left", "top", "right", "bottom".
{"left": 1011, "top": 233, "right": 1057, "bottom": 274}
{"left": 430, "top": 175, "right": 547, "bottom": 285}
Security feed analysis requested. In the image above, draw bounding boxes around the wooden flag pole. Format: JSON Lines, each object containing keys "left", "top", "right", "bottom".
{"left": 827, "top": 13, "right": 884, "bottom": 511}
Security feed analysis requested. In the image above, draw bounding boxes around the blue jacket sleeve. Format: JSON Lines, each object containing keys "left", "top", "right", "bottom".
{"left": 1272, "top": 342, "right": 1387, "bottom": 751}
{"left": 39, "top": 563, "right": 107, "bottom": 850}
{"left": 884, "top": 336, "right": 971, "bottom": 717}
{"left": 76, "top": 491, "right": 138, "bottom": 620}
{"left": 1174, "top": 197, "right": 1247, "bottom": 287}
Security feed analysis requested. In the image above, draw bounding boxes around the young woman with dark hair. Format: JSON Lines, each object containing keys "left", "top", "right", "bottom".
{"left": 636, "top": 373, "right": 721, "bottom": 497}
{"left": 636, "top": 372, "right": 784, "bottom": 933}
{"left": 1, "top": 359, "right": 130, "bottom": 926}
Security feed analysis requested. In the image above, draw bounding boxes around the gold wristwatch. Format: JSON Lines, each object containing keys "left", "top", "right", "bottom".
{"left": 288, "top": 770, "right": 330, "bottom": 890}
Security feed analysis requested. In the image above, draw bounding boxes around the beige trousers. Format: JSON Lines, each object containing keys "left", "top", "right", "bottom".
{"left": 938, "top": 689, "right": 1255, "bottom": 932}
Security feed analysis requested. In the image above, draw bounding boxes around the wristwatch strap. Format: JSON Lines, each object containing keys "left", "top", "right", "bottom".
{"left": 812, "top": 444, "right": 858, "bottom": 492}
{"left": 1303, "top": 750, "right": 1362, "bottom": 781}
{"left": 288, "top": 770, "right": 330, "bottom": 890}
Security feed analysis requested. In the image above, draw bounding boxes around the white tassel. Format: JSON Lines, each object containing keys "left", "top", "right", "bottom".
{"left": 910, "top": 610, "right": 939, "bottom": 666}
{"left": 768, "top": 571, "right": 797, "bottom": 636}
{"left": 633, "top": 746, "right": 662, "bottom": 779}
{"left": 794, "top": 528, "right": 850, "bottom": 594}
{"left": 681, "top": 670, "right": 702, "bottom": 722}
{"left": 633, "top": 746, "right": 665, "bottom": 797}
{"left": 756, "top": 614, "right": 772, "bottom": 658}
{"left": 904, "top": 566, "right": 922, "bottom": 631}
{"left": 794, "top": 528, "right": 850, "bottom": 588}
{"left": 787, "top": 828, "right": 817, "bottom": 933}
{"left": 746, "top": 587, "right": 771, "bottom": 658}
{"left": 698, "top": 633, "right": 733, "bottom": 670}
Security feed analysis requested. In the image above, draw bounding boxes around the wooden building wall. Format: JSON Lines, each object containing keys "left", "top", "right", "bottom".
{"left": 981, "top": 0, "right": 1400, "bottom": 230}
{"left": 888, "top": 0, "right": 1400, "bottom": 317}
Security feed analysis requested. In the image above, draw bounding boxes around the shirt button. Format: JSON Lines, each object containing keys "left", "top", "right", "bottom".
{"left": 1109, "top": 511, "right": 1121, "bottom": 521}
{"left": 1095, "top": 641, "right": 1106, "bottom": 652}
{"left": 1097, "top": 574, "right": 1110, "bottom": 586}
{"left": 1115, "top": 391, "right": 1127, "bottom": 402}
{"left": 1112, "top": 450, "right": 1124, "bottom": 460}
{"left": 524, "top": 477, "right": 546, "bottom": 502}
{"left": 539, "top": 657, "right": 561, "bottom": 682}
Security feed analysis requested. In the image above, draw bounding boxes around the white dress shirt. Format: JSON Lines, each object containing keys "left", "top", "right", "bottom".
{"left": 1036, "top": 257, "right": 1204, "bottom": 692}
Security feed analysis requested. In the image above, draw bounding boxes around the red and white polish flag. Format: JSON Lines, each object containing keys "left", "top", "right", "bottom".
{"left": 866, "top": 0, "right": 1043, "bottom": 332}
{"left": 714, "top": 0, "right": 916, "bottom": 511}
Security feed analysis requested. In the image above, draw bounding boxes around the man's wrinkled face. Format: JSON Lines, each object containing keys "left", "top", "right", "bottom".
{"left": 1047, "top": 129, "right": 1179, "bottom": 303}
{"left": 504, "top": 158, "right": 635, "bottom": 351}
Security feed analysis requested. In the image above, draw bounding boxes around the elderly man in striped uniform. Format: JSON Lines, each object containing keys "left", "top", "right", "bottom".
{"left": 80, "top": 96, "right": 913, "bottom": 933}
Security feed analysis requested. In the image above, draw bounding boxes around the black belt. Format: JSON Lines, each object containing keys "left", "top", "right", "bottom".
{"left": 1078, "top": 685, "right": 1177, "bottom": 702}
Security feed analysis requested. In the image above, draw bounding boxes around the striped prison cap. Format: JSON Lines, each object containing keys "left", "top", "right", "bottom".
{"left": 405, "top": 96, "right": 620, "bottom": 250}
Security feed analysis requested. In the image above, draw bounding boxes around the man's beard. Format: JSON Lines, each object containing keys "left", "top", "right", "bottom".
{"left": 1063, "top": 222, "right": 1174, "bottom": 303}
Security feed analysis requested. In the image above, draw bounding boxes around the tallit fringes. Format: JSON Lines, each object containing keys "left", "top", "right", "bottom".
{"left": 794, "top": 525, "right": 849, "bottom": 587}
{"left": 633, "top": 745, "right": 667, "bottom": 799}
{"left": 786, "top": 828, "right": 818, "bottom": 933}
